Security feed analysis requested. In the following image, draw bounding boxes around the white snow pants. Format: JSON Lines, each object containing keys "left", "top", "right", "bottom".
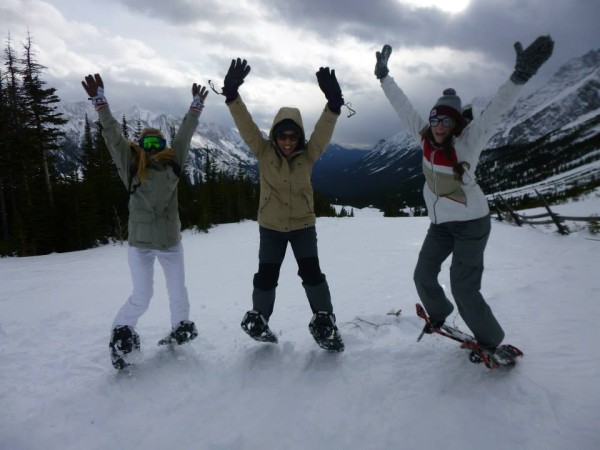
{"left": 112, "top": 242, "right": 190, "bottom": 330}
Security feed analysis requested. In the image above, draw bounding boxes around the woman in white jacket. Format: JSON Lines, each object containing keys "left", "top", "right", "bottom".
{"left": 374, "top": 36, "right": 553, "bottom": 354}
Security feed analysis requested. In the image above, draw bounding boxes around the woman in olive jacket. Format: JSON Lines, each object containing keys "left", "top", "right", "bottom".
{"left": 221, "top": 58, "right": 345, "bottom": 352}
{"left": 81, "top": 74, "right": 208, "bottom": 369}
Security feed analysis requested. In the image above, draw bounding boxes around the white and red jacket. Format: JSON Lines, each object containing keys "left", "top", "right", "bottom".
{"left": 380, "top": 75, "right": 523, "bottom": 224}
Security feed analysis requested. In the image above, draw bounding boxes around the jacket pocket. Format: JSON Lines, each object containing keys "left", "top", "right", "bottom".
{"left": 130, "top": 210, "right": 154, "bottom": 244}
{"left": 259, "top": 188, "right": 272, "bottom": 213}
{"left": 302, "top": 191, "right": 314, "bottom": 214}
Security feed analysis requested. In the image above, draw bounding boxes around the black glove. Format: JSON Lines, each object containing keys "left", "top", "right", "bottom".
{"left": 223, "top": 58, "right": 251, "bottom": 102}
{"left": 316, "top": 67, "right": 344, "bottom": 114}
{"left": 510, "top": 35, "right": 554, "bottom": 85}
{"left": 374, "top": 44, "right": 392, "bottom": 80}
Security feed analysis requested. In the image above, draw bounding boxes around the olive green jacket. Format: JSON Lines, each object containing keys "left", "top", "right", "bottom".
{"left": 97, "top": 105, "right": 200, "bottom": 249}
{"left": 227, "top": 96, "right": 339, "bottom": 231}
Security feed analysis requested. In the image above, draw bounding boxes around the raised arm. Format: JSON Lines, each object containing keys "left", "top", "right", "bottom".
{"left": 81, "top": 73, "right": 132, "bottom": 186}
{"left": 171, "top": 83, "right": 208, "bottom": 165}
{"left": 307, "top": 67, "right": 343, "bottom": 161}
{"left": 374, "top": 45, "right": 428, "bottom": 140}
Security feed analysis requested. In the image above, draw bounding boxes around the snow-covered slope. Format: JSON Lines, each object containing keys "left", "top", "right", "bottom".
{"left": 1, "top": 199, "right": 599, "bottom": 450}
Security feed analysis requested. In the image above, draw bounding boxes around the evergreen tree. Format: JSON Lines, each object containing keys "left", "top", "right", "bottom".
{"left": 121, "top": 114, "right": 129, "bottom": 140}
{"left": 77, "top": 114, "right": 104, "bottom": 246}
{"left": 0, "top": 66, "right": 9, "bottom": 251}
{"left": 169, "top": 124, "right": 176, "bottom": 147}
{"left": 18, "top": 33, "right": 67, "bottom": 253}
{"left": 20, "top": 32, "right": 66, "bottom": 210}
{"left": 1, "top": 35, "right": 35, "bottom": 255}
{"left": 133, "top": 118, "right": 143, "bottom": 141}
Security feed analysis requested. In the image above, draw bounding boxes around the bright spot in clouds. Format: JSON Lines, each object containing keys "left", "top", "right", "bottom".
{"left": 400, "top": 0, "right": 470, "bottom": 13}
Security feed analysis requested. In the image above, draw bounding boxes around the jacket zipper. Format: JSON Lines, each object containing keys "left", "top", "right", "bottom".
{"left": 430, "top": 148, "right": 439, "bottom": 223}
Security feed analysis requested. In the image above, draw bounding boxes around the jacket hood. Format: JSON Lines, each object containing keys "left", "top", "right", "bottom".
{"left": 269, "top": 107, "right": 305, "bottom": 143}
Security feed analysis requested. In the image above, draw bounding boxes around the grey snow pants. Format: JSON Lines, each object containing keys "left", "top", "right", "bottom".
{"left": 413, "top": 215, "right": 505, "bottom": 348}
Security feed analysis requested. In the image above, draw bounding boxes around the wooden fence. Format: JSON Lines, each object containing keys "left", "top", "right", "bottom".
{"left": 491, "top": 189, "right": 599, "bottom": 235}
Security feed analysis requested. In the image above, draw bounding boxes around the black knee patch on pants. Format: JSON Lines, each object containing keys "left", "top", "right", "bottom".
{"left": 297, "top": 257, "right": 325, "bottom": 286}
{"left": 253, "top": 263, "right": 281, "bottom": 290}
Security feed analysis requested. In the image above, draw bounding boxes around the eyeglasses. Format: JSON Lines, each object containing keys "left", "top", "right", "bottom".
{"left": 276, "top": 133, "right": 300, "bottom": 142}
{"left": 429, "top": 117, "right": 455, "bottom": 128}
{"left": 139, "top": 135, "right": 166, "bottom": 151}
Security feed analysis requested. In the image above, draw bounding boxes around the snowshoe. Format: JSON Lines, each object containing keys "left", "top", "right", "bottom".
{"left": 158, "top": 320, "right": 198, "bottom": 346}
{"left": 416, "top": 303, "right": 523, "bottom": 369}
{"left": 240, "top": 310, "right": 278, "bottom": 343}
{"left": 109, "top": 325, "right": 140, "bottom": 370}
{"left": 308, "top": 311, "right": 345, "bottom": 352}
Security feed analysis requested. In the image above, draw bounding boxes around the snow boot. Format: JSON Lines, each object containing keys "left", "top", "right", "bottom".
{"left": 308, "top": 311, "right": 344, "bottom": 352}
{"left": 109, "top": 325, "right": 140, "bottom": 369}
{"left": 241, "top": 310, "right": 278, "bottom": 343}
{"left": 158, "top": 320, "right": 198, "bottom": 346}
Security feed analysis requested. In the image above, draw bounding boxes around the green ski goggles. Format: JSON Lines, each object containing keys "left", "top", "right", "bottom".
{"left": 139, "top": 135, "right": 166, "bottom": 151}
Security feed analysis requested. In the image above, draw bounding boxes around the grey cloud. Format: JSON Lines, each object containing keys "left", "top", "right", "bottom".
{"left": 259, "top": 0, "right": 600, "bottom": 77}
{"left": 41, "top": 0, "right": 600, "bottom": 148}
{"left": 112, "top": 0, "right": 275, "bottom": 26}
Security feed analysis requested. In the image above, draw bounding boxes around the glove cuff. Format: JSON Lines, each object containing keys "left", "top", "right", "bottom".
{"left": 327, "top": 97, "right": 344, "bottom": 114}
{"left": 374, "top": 65, "right": 389, "bottom": 80}
{"left": 190, "top": 95, "right": 205, "bottom": 112}
{"left": 90, "top": 95, "right": 108, "bottom": 110}
{"left": 89, "top": 86, "right": 108, "bottom": 110}
{"left": 223, "top": 89, "right": 239, "bottom": 103}
{"left": 510, "top": 70, "right": 530, "bottom": 85}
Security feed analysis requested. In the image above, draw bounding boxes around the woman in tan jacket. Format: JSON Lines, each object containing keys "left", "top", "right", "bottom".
{"left": 221, "top": 58, "right": 345, "bottom": 352}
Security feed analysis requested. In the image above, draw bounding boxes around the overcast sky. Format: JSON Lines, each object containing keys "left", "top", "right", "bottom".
{"left": 2, "top": 0, "right": 599, "bottom": 148}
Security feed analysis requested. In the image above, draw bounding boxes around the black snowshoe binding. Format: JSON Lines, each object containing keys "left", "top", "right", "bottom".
{"left": 308, "top": 311, "right": 345, "bottom": 352}
{"left": 421, "top": 318, "right": 445, "bottom": 335}
{"left": 462, "top": 342, "right": 524, "bottom": 369}
{"left": 158, "top": 320, "right": 198, "bottom": 346}
{"left": 240, "top": 310, "right": 278, "bottom": 343}
{"left": 109, "top": 325, "right": 140, "bottom": 370}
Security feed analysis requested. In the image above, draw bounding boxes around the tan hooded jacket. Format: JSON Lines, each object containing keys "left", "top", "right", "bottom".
{"left": 227, "top": 96, "right": 339, "bottom": 232}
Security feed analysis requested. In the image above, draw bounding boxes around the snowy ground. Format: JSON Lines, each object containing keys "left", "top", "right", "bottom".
{"left": 1, "top": 197, "right": 599, "bottom": 450}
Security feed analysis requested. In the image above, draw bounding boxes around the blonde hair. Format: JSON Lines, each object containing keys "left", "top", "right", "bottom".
{"left": 131, "top": 128, "right": 175, "bottom": 181}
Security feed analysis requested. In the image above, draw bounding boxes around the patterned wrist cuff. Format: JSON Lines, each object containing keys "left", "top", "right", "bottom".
{"left": 90, "top": 95, "right": 108, "bottom": 110}
{"left": 190, "top": 97, "right": 205, "bottom": 112}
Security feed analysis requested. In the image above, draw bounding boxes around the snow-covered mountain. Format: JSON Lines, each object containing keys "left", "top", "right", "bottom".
{"left": 311, "top": 48, "right": 600, "bottom": 207}
{"left": 312, "top": 132, "right": 423, "bottom": 206}
{"left": 57, "top": 48, "right": 600, "bottom": 208}
{"left": 487, "top": 49, "right": 600, "bottom": 147}
{"left": 57, "top": 101, "right": 258, "bottom": 182}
